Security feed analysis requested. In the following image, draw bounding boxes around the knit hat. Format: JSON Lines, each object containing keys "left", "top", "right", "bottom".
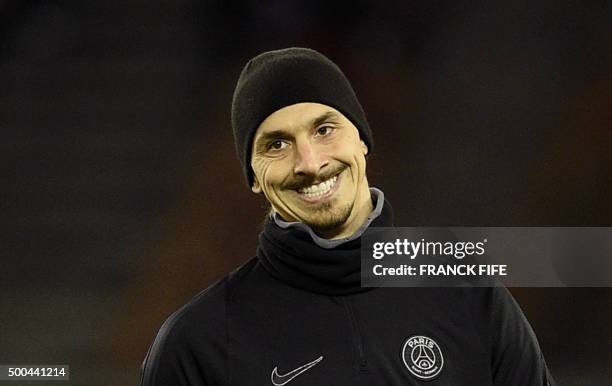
{"left": 231, "top": 47, "right": 373, "bottom": 187}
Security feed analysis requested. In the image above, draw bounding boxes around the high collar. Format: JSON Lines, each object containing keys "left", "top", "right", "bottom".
{"left": 271, "top": 188, "right": 386, "bottom": 248}
{"left": 256, "top": 189, "right": 394, "bottom": 295}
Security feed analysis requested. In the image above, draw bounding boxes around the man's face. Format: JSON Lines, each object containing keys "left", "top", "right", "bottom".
{"left": 251, "top": 102, "right": 370, "bottom": 236}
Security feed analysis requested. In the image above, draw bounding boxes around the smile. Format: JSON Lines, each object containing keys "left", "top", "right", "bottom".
{"left": 296, "top": 173, "right": 341, "bottom": 201}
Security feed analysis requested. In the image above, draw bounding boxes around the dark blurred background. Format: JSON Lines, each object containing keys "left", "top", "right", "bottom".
{"left": 1, "top": 1, "right": 610, "bottom": 385}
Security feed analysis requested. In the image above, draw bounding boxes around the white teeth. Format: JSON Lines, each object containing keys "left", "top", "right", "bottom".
{"left": 298, "top": 175, "right": 338, "bottom": 197}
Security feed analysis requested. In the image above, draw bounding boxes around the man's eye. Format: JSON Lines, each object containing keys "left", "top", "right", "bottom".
{"left": 316, "top": 126, "right": 334, "bottom": 136}
{"left": 268, "top": 140, "right": 288, "bottom": 151}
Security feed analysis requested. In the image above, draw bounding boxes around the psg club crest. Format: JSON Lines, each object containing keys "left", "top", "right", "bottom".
{"left": 402, "top": 335, "right": 444, "bottom": 381}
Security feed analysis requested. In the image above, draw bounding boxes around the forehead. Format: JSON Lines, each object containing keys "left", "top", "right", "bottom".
{"left": 253, "top": 102, "right": 343, "bottom": 140}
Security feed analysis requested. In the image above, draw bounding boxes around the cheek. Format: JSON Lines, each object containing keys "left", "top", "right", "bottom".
{"left": 333, "top": 135, "right": 366, "bottom": 169}
{"left": 251, "top": 157, "right": 266, "bottom": 176}
{"left": 349, "top": 155, "right": 366, "bottom": 184}
{"left": 253, "top": 158, "right": 287, "bottom": 190}
{"left": 251, "top": 158, "right": 272, "bottom": 188}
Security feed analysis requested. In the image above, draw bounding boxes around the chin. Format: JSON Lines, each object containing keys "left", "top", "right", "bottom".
{"left": 302, "top": 201, "right": 353, "bottom": 232}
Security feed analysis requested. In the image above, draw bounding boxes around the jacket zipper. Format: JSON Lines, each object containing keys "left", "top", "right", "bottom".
{"left": 341, "top": 297, "right": 369, "bottom": 373}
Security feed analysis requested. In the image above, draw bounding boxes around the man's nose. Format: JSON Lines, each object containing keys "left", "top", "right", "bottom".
{"left": 293, "top": 140, "right": 328, "bottom": 176}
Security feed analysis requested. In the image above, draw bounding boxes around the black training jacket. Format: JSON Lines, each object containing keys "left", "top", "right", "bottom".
{"left": 141, "top": 193, "right": 554, "bottom": 385}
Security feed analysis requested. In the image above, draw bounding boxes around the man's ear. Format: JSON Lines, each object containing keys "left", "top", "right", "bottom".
{"left": 251, "top": 178, "right": 262, "bottom": 194}
{"left": 360, "top": 140, "right": 369, "bottom": 156}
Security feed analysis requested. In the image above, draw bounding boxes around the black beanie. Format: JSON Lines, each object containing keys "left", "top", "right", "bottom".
{"left": 231, "top": 47, "right": 373, "bottom": 188}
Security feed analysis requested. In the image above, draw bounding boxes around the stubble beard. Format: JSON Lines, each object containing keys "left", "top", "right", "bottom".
{"left": 302, "top": 199, "right": 354, "bottom": 233}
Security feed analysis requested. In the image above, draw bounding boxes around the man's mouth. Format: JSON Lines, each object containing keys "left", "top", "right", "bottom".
{"left": 296, "top": 173, "right": 341, "bottom": 200}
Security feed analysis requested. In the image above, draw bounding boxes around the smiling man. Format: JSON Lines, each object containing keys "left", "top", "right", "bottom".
{"left": 251, "top": 103, "right": 372, "bottom": 239}
{"left": 141, "top": 48, "right": 554, "bottom": 385}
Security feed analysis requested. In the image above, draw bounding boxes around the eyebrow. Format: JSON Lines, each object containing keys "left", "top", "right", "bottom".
{"left": 253, "top": 110, "right": 342, "bottom": 150}
{"left": 254, "top": 130, "right": 289, "bottom": 149}
{"left": 311, "top": 110, "right": 341, "bottom": 128}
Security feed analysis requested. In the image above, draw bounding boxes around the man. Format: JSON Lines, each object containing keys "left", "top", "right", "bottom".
{"left": 141, "top": 47, "right": 554, "bottom": 385}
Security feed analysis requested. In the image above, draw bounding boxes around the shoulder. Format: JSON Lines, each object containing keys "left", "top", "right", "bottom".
{"left": 140, "top": 277, "right": 228, "bottom": 385}
{"left": 444, "top": 286, "right": 533, "bottom": 339}
{"left": 444, "top": 286, "right": 519, "bottom": 318}
{"left": 429, "top": 286, "right": 554, "bottom": 385}
{"left": 153, "top": 277, "right": 227, "bottom": 349}
{"left": 140, "top": 257, "right": 260, "bottom": 385}
{"left": 147, "top": 257, "right": 261, "bottom": 349}
{"left": 460, "top": 286, "right": 554, "bottom": 385}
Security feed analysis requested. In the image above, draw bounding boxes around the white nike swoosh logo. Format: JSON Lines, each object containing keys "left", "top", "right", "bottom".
{"left": 270, "top": 356, "right": 324, "bottom": 385}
